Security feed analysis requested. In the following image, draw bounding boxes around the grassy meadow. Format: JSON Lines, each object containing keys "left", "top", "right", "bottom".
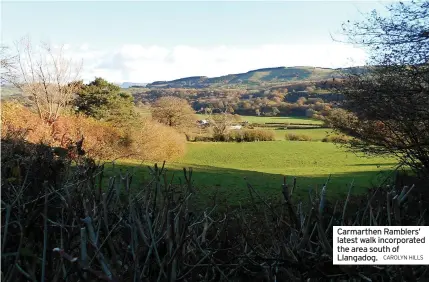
{"left": 105, "top": 113, "right": 398, "bottom": 206}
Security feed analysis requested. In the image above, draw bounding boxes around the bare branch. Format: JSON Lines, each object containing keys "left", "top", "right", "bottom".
{"left": 6, "top": 36, "right": 82, "bottom": 122}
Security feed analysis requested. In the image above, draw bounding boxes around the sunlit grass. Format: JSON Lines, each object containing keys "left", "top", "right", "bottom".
{"left": 110, "top": 141, "right": 398, "bottom": 205}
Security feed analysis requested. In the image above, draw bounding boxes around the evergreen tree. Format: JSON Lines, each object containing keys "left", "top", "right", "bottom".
{"left": 74, "top": 77, "right": 136, "bottom": 123}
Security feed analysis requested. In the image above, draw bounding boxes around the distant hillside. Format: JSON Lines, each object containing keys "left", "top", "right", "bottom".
{"left": 1, "top": 85, "right": 23, "bottom": 97}
{"left": 146, "top": 66, "right": 363, "bottom": 89}
{"left": 120, "top": 82, "right": 148, "bottom": 88}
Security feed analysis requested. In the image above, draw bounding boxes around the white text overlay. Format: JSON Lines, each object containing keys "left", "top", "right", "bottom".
{"left": 333, "top": 226, "right": 429, "bottom": 265}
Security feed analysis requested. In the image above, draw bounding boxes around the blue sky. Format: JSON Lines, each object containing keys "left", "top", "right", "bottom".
{"left": 2, "top": 1, "right": 394, "bottom": 82}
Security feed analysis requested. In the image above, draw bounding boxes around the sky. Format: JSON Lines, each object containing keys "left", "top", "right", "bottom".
{"left": 1, "top": 1, "right": 394, "bottom": 83}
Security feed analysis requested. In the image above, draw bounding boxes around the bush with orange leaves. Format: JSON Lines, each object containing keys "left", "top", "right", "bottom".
{"left": 123, "top": 117, "right": 187, "bottom": 162}
{"left": 1, "top": 101, "right": 186, "bottom": 161}
{"left": 50, "top": 115, "right": 127, "bottom": 160}
{"left": 1, "top": 101, "right": 52, "bottom": 143}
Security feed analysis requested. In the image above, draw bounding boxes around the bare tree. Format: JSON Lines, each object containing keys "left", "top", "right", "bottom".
{"left": 5, "top": 36, "right": 82, "bottom": 123}
{"left": 206, "top": 105, "right": 241, "bottom": 140}
{"left": 1, "top": 45, "right": 15, "bottom": 75}
{"left": 1, "top": 46, "right": 18, "bottom": 88}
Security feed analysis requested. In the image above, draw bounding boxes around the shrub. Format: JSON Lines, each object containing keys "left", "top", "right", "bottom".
{"left": 321, "top": 134, "right": 350, "bottom": 144}
{"left": 193, "top": 135, "right": 214, "bottom": 142}
{"left": 226, "top": 129, "right": 275, "bottom": 142}
{"left": 1, "top": 103, "right": 128, "bottom": 159}
{"left": 1, "top": 101, "right": 51, "bottom": 142}
{"left": 125, "top": 117, "right": 187, "bottom": 161}
{"left": 245, "top": 129, "right": 275, "bottom": 141}
{"left": 1, "top": 101, "right": 187, "bottom": 161}
{"left": 186, "top": 133, "right": 214, "bottom": 142}
{"left": 285, "top": 133, "right": 313, "bottom": 141}
{"left": 212, "top": 132, "right": 230, "bottom": 142}
{"left": 51, "top": 114, "right": 127, "bottom": 159}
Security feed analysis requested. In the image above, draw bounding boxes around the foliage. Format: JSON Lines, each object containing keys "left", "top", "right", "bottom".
{"left": 334, "top": 1, "right": 429, "bottom": 177}
{"left": 2, "top": 101, "right": 123, "bottom": 159}
{"left": 121, "top": 117, "right": 187, "bottom": 161}
{"left": 151, "top": 96, "right": 197, "bottom": 133}
{"left": 131, "top": 81, "right": 339, "bottom": 120}
{"left": 51, "top": 115, "right": 128, "bottom": 160}
{"left": 74, "top": 77, "right": 137, "bottom": 124}
{"left": 1, "top": 139, "right": 426, "bottom": 281}
{"left": 226, "top": 129, "right": 275, "bottom": 142}
{"left": 1, "top": 101, "right": 186, "bottom": 161}
{"left": 285, "top": 133, "right": 313, "bottom": 141}
{"left": 197, "top": 114, "right": 323, "bottom": 125}
{"left": 321, "top": 134, "right": 350, "bottom": 144}
{"left": 1, "top": 101, "right": 51, "bottom": 142}
{"left": 204, "top": 128, "right": 275, "bottom": 142}
{"left": 207, "top": 112, "right": 236, "bottom": 140}
{"left": 271, "top": 106, "right": 280, "bottom": 116}
{"left": 186, "top": 134, "right": 214, "bottom": 142}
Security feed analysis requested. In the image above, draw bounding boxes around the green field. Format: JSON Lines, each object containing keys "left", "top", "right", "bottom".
{"left": 104, "top": 113, "right": 397, "bottom": 206}
{"left": 110, "top": 141, "right": 398, "bottom": 206}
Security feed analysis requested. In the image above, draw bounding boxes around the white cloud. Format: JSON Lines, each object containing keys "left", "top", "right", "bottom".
{"left": 64, "top": 43, "right": 368, "bottom": 83}
{"left": 80, "top": 43, "right": 89, "bottom": 51}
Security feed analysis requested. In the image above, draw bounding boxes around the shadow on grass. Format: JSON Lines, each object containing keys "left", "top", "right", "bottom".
{"left": 101, "top": 161, "right": 395, "bottom": 207}
{"left": 347, "top": 162, "right": 399, "bottom": 167}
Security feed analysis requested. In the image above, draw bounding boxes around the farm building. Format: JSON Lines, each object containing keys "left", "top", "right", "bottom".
{"left": 229, "top": 125, "right": 242, "bottom": 130}
{"left": 197, "top": 119, "right": 209, "bottom": 126}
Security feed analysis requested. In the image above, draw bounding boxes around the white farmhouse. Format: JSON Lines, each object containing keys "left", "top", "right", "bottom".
{"left": 228, "top": 125, "right": 242, "bottom": 130}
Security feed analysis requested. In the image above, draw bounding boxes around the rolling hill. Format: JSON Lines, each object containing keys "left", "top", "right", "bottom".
{"left": 146, "top": 66, "right": 363, "bottom": 89}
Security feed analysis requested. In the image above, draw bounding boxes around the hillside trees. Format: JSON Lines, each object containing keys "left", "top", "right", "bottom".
{"left": 74, "top": 77, "right": 137, "bottom": 124}
{"left": 151, "top": 96, "right": 197, "bottom": 132}
{"left": 332, "top": 1, "right": 429, "bottom": 176}
{"left": 272, "top": 107, "right": 280, "bottom": 116}
{"left": 3, "top": 37, "right": 82, "bottom": 123}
